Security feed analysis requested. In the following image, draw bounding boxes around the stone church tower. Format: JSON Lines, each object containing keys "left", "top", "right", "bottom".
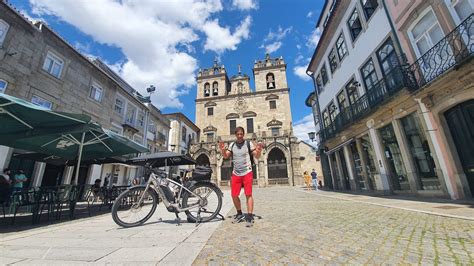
{"left": 191, "top": 54, "right": 313, "bottom": 187}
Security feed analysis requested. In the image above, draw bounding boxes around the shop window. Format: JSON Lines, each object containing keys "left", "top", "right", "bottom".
{"left": 401, "top": 113, "right": 440, "bottom": 190}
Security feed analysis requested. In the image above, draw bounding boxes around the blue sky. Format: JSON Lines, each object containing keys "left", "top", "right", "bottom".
{"left": 10, "top": 0, "right": 324, "bottom": 143}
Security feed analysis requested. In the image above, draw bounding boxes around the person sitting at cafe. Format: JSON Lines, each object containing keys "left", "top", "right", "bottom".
{"left": 13, "top": 169, "right": 28, "bottom": 193}
{"left": 0, "top": 168, "right": 12, "bottom": 206}
{"left": 92, "top": 179, "right": 101, "bottom": 194}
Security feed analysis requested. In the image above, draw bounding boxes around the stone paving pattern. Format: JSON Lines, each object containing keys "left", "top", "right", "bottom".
{"left": 194, "top": 187, "right": 474, "bottom": 265}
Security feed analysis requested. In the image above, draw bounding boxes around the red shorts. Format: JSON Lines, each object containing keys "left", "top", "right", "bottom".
{"left": 231, "top": 171, "right": 253, "bottom": 197}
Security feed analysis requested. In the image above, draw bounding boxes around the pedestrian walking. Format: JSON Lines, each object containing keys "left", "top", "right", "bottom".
{"left": 311, "top": 169, "right": 318, "bottom": 191}
{"left": 218, "top": 126, "right": 263, "bottom": 227}
{"left": 303, "top": 171, "right": 311, "bottom": 190}
{"left": 13, "top": 169, "right": 28, "bottom": 193}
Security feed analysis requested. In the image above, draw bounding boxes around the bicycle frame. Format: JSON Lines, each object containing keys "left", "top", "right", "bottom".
{"left": 139, "top": 172, "right": 205, "bottom": 213}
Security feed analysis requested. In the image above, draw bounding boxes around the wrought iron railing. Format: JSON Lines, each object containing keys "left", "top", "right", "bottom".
{"left": 320, "top": 65, "right": 412, "bottom": 142}
{"left": 319, "top": 14, "right": 473, "bottom": 144}
{"left": 408, "top": 13, "right": 473, "bottom": 89}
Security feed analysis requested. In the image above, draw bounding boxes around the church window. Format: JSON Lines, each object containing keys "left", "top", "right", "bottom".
{"left": 271, "top": 128, "right": 280, "bottom": 136}
{"left": 206, "top": 132, "right": 214, "bottom": 142}
{"left": 266, "top": 73, "right": 276, "bottom": 89}
{"left": 212, "top": 81, "right": 218, "bottom": 96}
{"left": 246, "top": 118, "right": 254, "bottom": 134}
{"left": 204, "top": 82, "right": 210, "bottom": 97}
{"left": 269, "top": 100, "right": 277, "bottom": 109}
{"left": 229, "top": 120, "right": 236, "bottom": 135}
{"left": 207, "top": 107, "right": 214, "bottom": 116}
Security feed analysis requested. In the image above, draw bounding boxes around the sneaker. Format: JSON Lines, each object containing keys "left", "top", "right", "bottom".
{"left": 232, "top": 213, "right": 246, "bottom": 224}
{"left": 246, "top": 214, "right": 254, "bottom": 227}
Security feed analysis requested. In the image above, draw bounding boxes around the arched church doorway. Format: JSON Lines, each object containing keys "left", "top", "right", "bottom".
{"left": 196, "top": 154, "right": 210, "bottom": 166}
{"left": 267, "top": 148, "right": 288, "bottom": 184}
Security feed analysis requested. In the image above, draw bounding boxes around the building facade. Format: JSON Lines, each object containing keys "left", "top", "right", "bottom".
{"left": 191, "top": 55, "right": 322, "bottom": 187}
{"left": 306, "top": 0, "right": 473, "bottom": 199}
{"left": 0, "top": 2, "right": 170, "bottom": 187}
{"left": 165, "top": 112, "right": 199, "bottom": 176}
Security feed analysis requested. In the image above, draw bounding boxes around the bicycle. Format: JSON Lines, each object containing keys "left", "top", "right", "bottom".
{"left": 111, "top": 167, "right": 223, "bottom": 228}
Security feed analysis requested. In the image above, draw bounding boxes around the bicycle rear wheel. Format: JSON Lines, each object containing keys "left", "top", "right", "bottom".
{"left": 111, "top": 186, "right": 158, "bottom": 228}
{"left": 182, "top": 182, "right": 222, "bottom": 222}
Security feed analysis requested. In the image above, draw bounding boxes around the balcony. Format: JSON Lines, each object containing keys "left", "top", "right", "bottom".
{"left": 319, "top": 14, "right": 473, "bottom": 144}
{"left": 321, "top": 65, "right": 414, "bottom": 142}
{"left": 122, "top": 120, "right": 139, "bottom": 134}
{"left": 409, "top": 14, "right": 473, "bottom": 89}
{"left": 155, "top": 132, "right": 167, "bottom": 143}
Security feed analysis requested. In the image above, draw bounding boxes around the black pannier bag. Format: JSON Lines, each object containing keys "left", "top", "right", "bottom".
{"left": 192, "top": 165, "right": 212, "bottom": 181}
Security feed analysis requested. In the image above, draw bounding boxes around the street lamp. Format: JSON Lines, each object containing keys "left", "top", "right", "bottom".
{"left": 308, "top": 132, "right": 316, "bottom": 142}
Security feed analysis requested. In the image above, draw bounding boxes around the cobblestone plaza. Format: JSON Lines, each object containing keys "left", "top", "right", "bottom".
{"left": 1, "top": 187, "right": 473, "bottom": 264}
{"left": 195, "top": 188, "right": 474, "bottom": 265}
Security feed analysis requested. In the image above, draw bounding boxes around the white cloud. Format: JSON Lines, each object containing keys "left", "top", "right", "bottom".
{"left": 202, "top": 16, "right": 252, "bottom": 53}
{"left": 261, "top": 41, "right": 281, "bottom": 54}
{"left": 260, "top": 26, "right": 292, "bottom": 54}
{"left": 293, "top": 114, "right": 317, "bottom": 147}
{"left": 29, "top": 0, "right": 251, "bottom": 109}
{"left": 307, "top": 11, "right": 313, "bottom": 18}
{"left": 294, "top": 54, "right": 304, "bottom": 64}
{"left": 307, "top": 27, "right": 322, "bottom": 49}
{"left": 232, "top": 0, "right": 258, "bottom": 10}
{"left": 296, "top": 44, "right": 301, "bottom": 50}
{"left": 293, "top": 65, "right": 311, "bottom": 81}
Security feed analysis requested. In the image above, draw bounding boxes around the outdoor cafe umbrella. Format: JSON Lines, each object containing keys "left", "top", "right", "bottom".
{"left": 127, "top": 151, "right": 196, "bottom": 168}
{"left": 0, "top": 93, "right": 148, "bottom": 184}
{"left": 13, "top": 152, "right": 127, "bottom": 166}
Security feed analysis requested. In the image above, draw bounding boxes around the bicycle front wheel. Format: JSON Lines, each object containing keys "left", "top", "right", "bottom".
{"left": 182, "top": 182, "right": 222, "bottom": 223}
{"left": 111, "top": 186, "right": 158, "bottom": 228}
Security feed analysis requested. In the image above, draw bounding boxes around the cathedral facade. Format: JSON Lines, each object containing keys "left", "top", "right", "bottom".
{"left": 190, "top": 54, "right": 319, "bottom": 187}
